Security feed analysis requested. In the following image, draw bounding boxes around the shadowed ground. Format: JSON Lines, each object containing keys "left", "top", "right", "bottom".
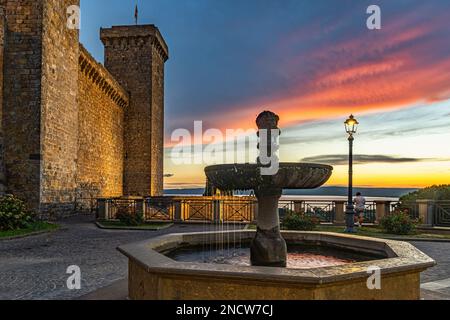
{"left": 0, "top": 215, "right": 448, "bottom": 300}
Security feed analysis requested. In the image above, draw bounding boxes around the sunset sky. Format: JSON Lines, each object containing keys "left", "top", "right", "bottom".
{"left": 80, "top": 0, "right": 450, "bottom": 189}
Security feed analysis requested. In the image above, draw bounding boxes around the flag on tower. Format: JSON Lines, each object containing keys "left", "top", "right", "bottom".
{"left": 134, "top": 4, "right": 138, "bottom": 25}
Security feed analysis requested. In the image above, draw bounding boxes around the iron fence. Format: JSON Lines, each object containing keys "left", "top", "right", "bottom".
{"left": 363, "top": 202, "right": 376, "bottom": 223}
{"left": 145, "top": 197, "right": 175, "bottom": 221}
{"left": 105, "top": 198, "right": 138, "bottom": 220}
{"left": 434, "top": 201, "right": 450, "bottom": 227}
{"left": 181, "top": 198, "right": 215, "bottom": 222}
{"left": 220, "top": 199, "right": 256, "bottom": 222}
{"left": 303, "top": 201, "right": 335, "bottom": 223}
{"left": 99, "top": 197, "right": 449, "bottom": 226}
{"left": 390, "top": 201, "right": 419, "bottom": 219}
{"left": 278, "top": 200, "right": 335, "bottom": 223}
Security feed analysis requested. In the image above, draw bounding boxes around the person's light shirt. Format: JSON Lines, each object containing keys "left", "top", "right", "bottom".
{"left": 354, "top": 196, "right": 366, "bottom": 210}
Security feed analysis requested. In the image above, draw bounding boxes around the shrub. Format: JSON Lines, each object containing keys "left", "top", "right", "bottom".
{"left": 400, "top": 185, "right": 450, "bottom": 202}
{"left": 281, "top": 213, "right": 319, "bottom": 231}
{"left": 116, "top": 207, "right": 143, "bottom": 226}
{"left": 0, "top": 195, "right": 35, "bottom": 231}
{"left": 379, "top": 211, "right": 419, "bottom": 235}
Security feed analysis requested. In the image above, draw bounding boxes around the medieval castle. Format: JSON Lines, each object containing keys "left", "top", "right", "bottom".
{"left": 0, "top": 0, "right": 168, "bottom": 215}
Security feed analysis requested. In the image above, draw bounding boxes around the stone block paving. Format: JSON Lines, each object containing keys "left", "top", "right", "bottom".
{"left": 410, "top": 241, "right": 450, "bottom": 300}
{"left": 0, "top": 215, "right": 237, "bottom": 300}
{"left": 1, "top": 217, "right": 449, "bottom": 300}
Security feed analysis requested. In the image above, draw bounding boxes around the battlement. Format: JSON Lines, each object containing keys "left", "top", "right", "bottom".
{"left": 100, "top": 25, "right": 169, "bottom": 62}
{"left": 79, "top": 44, "right": 129, "bottom": 108}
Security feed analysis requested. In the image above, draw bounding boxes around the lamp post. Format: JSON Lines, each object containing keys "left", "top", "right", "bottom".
{"left": 344, "top": 115, "right": 359, "bottom": 233}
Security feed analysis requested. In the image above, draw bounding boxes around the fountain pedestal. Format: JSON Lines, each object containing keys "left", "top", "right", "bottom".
{"left": 251, "top": 187, "right": 287, "bottom": 267}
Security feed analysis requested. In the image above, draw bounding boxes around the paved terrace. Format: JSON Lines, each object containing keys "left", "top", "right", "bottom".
{"left": 0, "top": 215, "right": 449, "bottom": 300}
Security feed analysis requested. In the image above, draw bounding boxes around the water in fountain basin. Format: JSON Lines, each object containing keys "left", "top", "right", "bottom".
{"left": 167, "top": 244, "right": 383, "bottom": 270}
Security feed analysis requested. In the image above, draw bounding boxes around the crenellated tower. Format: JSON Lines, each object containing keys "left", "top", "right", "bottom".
{"left": 101, "top": 25, "right": 169, "bottom": 197}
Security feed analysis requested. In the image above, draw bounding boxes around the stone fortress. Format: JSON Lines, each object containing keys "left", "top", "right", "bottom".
{"left": 0, "top": 0, "right": 168, "bottom": 215}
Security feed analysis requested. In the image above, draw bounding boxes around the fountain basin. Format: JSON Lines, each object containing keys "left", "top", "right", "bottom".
{"left": 118, "top": 231, "right": 435, "bottom": 300}
{"left": 168, "top": 243, "right": 384, "bottom": 269}
{"left": 205, "top": 162, "right": 333, "bottom": 267}
{"left": 205, "top": 163, "right": 333, "bottom": 191}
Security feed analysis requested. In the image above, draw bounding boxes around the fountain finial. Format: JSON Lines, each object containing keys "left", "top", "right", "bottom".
{"left": 256, "top": 111, "right": 279, "bottom": 130}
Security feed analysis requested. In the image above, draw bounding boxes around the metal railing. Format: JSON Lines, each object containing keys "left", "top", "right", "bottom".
{"left": 220, "top": 199, "right": 256, "bottom": 222}
{"left": 98, "top": 197, "right": 450, "bottom": 227}
{"left": 363, "top": 202, "right": 376, "bottom": 223}
{"left": 99, "top": 196, "right": 256, "bottom": 223}
{"left": 390, "top": 201, "right": 419, "bottom": 219}
{"left": 181, "top": 198, "right": 215, "bottom": 222}
{"left": 145, "top": 197, "right": 175, "bottom": 221}
{"left": 104, "top": 198, "right": 139, "bottom": 220}
{"left": 278, "top": 200, "right": 335, "bottom": 223}
{"left": 434, "top": 201, "right": 450, "bottom": 227}
{"left": 303, "top": 201, "right": 335, "bottom": 223}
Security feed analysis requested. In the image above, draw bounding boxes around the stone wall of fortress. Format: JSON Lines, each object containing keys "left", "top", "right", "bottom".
{"left": 0, "top": 0, "right": 167, "bottom": 215}
{"left": 1, "top": 0, "right": 46, "bottom": 210}
{"left": 40, "top": 0, "right": 80, "bottom": 213}
{"left": 0, "top": 6, "right": 5, "bottom": 194}
{"left": 101, "top": 26, "right": 168, "bottom": 197}
{"left": 77, "top": 45, "right": 128, "bottom": 200}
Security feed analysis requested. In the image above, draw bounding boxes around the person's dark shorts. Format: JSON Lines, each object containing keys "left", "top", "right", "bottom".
{"left": 355, "top": 208, "right": 364, "bottom": 217}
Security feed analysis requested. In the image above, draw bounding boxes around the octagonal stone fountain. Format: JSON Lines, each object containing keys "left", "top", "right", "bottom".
{"left": 118, "top": 111, "right": 435, "bottom": 300}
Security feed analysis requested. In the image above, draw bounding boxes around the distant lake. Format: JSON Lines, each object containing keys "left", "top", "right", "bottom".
{"left": 164, "top": 186, "right": 417, "bottom": 202}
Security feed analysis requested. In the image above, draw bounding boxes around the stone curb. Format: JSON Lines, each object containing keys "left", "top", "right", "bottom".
{"left": 95, "top": 222, "right": 174, "bottom": 231}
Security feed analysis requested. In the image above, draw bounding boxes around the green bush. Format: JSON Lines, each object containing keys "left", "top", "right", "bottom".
{"left": 379, "top": 211, "right": 419, "bottom": 235}
{"left": 400, "top": 185, "right": 450, "bottom": 202}
{"left": 0, "top": 195, "right": 35, "bottom": 231}
{"left": 281, "top": 213, "right": 319, "bottom": 231}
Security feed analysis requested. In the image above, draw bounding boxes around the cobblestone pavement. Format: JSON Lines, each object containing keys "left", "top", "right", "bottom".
{"left": 411, "top": 241, "right": 450, "bottom": 299}
{"left": 0, "top": 215, "right": 241, "bottom": 300}
{"left": 1, "top": 217, "right": 449, "bottom": 300}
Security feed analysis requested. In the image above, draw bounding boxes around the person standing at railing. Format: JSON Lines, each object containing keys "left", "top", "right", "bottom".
{"left": 354, "top": 192, "right": 366, "bottom": 227}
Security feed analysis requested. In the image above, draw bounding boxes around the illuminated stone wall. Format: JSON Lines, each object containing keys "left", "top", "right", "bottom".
{"left": 77, "top": 45, "right": 128, "bottom": 200}
{"left": 101, "top": 25, "right": 169, "bottom": 197}
{"left": 40, "top": 0, "right": 80, "bottom": 213}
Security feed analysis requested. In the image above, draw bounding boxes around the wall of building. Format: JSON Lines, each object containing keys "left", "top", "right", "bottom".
{"left": 77, "top": 45, "right": 128, "bottom": 200}
{"left": 39, "top": 0, "right": 80, "bottom": 214}
{"left": 1, "top": 0, "right": 44, "bottom": 210}
{"left": 150, "top": 45, "right": 166, "bottom": 196}
{"left": 101, "top": 25, "right": 168, "bottom": 197}
{"left": 0, "top": 0, "right": 81, "bottom": 213}
{"left": 0, "top": 6, "right": 5, "bottom": 194}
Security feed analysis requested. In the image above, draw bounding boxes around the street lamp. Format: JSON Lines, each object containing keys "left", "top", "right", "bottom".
{"left": 344, "top": 115, "right": 359, "bottom": 233}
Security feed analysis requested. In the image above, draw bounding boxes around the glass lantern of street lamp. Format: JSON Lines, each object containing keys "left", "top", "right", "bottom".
{"left": 345, "top": 115, "right": 359, "bottom": 135}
